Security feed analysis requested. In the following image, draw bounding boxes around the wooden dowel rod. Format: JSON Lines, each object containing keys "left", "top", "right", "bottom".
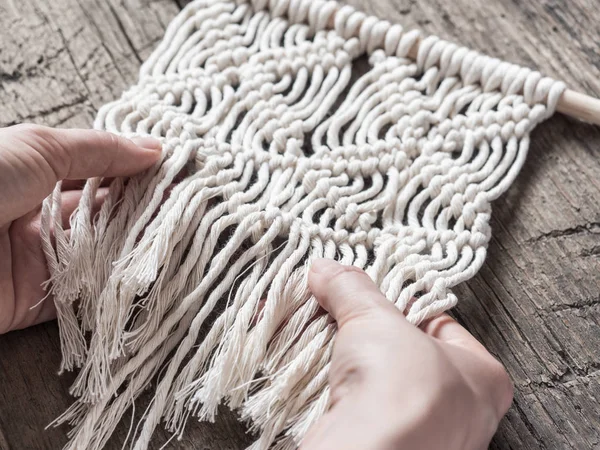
{"left": 409, "top": 39, "right": 600, "bottom": 126}
{"left": 324, "top": 11, "right": 600, "bottom": 126}
{"left": 556, "top": 90, "right": 600, "bottom": 125}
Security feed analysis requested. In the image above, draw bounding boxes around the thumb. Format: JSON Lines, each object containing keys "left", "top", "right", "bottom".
{"left": 304, "top": 260, "right": 418, "bottom": 450}
{"left": 17, "top": 125, "right": 162, "bottom": 180}
{"left": 308, "top": 259, "right": 401, "bottom": 327}
{"left": 0, "top": 125, "right": 162, "bottom": 226}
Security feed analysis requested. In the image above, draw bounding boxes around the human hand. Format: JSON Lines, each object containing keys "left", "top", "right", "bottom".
{"left": 301, "top": 259, "right": 513, "bottom": 450}
{"left": 0, "top": 124, "right": 161, "bottom": 334}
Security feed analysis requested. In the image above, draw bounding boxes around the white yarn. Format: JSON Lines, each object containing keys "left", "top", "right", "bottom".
{"left": 40, "top": 0, "right": 565, "bottom": 448}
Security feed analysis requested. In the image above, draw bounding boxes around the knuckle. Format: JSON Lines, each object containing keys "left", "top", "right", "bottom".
{"left": 489, "top": 359, "right": 514, "bottom": 412}
{"left": 436, "top": 356, "right": 469, "bottom": 394}
{"left": 106, "top": 131, "right": 120, "bottom": 148}
{"left": 103, "top": 131, "right": 124, "bottom": 154}
{"left": 89, "top": 130, "right": 120, "bottom": 175}
{"left": 10, "top": 123, "right": 46, "bottom": 136}
{"left": 13, "top": 124, "right": 60, "bottom": 151}
{"left": 329, "top": 364, "right": 364, "bottom": 406}
{"left": 427, "top": 347, "right": 472, "bottom": 397}
{"left": 8, "top": 124, "right": 68, "bottom": 180}
{"left": 9, "top": 215, "right": 45, "bottom": 266}
{"left": 488, "top": 358, "right": 511, "bottom": 389}
{"left": 9, "top": 215, "right": 39, "bottom": 242}
{"left": 325, "top": 264, "right": 369, "bottom": 288}
{"left": 336, "top": 305, "right": 379, "bottom": 326}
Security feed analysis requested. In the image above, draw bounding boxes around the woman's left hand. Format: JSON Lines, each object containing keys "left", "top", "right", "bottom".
{"left": 0, "top": 124, "right": 161, "bottom": 334}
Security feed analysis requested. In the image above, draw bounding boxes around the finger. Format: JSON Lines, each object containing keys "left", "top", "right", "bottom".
{"left": 8, "top": 211, "right": 56, "bottom": 330}
{"left": 61, "top": 177, "right": 114, "bottom": 191}
{"left": 421, "top": 313, "right": 488, "bottom": 354}
{"left": 14, "top": 296, "right": 57, "bottom": 332}
{"left": 61, "top": 179, "right": 86, "bottom": 191}
{"left": 0, "top": 125, "right": 161, "bottom": 226}
{"left": 25, "top": 125, "right": 162, "bottom": 180}
{"left": 424, "top": 314, "right": 514, "bottom": 416}
{"left": 60, "top": 188, "right": 110, "bottom": 227}
{"left": 251, "top": 298, "right": 266, "bottom": 327}
{"left": 308, "top": 259, "right": 402, "bottom": 328}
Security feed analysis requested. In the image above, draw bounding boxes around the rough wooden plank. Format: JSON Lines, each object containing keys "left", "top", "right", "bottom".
{"left": 0, "top": 0, "right": 181, "bottom": 128}
{"left": 1, "top": 0, "right": 600, "bottom": 449}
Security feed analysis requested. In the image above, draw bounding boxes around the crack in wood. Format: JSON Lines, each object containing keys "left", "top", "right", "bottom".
{"left": 511, "top": 401, "right": 551, "bottom": 450}
{"left": 528, "top": 221, "right": 600, "bottom": 243}
{"left": 0, "top": 71, "right": 23, "bottom": 83}
{"left": 0, "top": 48, "right": 67, "bottom": 90}
{"left": 521, "top": 363, "right": 600, "bottom": 390}
{"left": 106, "top": 1, "right": 143, "bottom": 64}
{"left": 173, "top": 0, "right": 191, "bottom": 10}
{"left": 547, "top": 296, "right": 600, "bottom": 313}
{"left": 579, "top": 245, "right": 600, "bottom": 258}
{"left": 54, "top": 26, "right": 94, "bottom": 100}
{"left": 2, "top": 97, "right": 89, "bottom": 127}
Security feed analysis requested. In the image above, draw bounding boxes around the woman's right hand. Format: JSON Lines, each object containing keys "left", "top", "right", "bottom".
{"left": 301, "top": 259, "right": 513, "bottom": 450}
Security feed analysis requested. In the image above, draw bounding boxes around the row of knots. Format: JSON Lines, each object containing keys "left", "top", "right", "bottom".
{"left": 248, "top": 0, "right": 565, "bottom": 105}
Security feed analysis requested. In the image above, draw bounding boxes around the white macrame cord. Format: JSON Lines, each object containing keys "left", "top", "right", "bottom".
{"left": 40, "top": 0, "right": 565, "bottom": 449}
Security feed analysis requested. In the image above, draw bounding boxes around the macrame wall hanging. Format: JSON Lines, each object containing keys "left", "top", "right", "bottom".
{"left": 39, "top": 0, "right": 599, "bottom": 449}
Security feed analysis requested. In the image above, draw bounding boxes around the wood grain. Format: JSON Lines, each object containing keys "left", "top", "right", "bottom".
{"left": 1, "top": 0, "right": 599, "bottom": 448}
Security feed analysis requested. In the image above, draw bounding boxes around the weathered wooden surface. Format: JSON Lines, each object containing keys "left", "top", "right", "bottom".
{"left": 1, "top": 0, "right": 599, "bottom": 449}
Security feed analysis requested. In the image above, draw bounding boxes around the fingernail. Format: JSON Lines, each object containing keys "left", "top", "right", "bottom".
{"left": 131, "top": 136, "right": 162, "bottom": 152}
{"left": 310, "top": 258, "right": 341, "bottom": 274}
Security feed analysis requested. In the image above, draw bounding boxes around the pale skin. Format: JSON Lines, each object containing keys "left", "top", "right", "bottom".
{"left": 0, "top": 124, "right": 162, "bottom": 333}
{"left": 302, "top": 260, "right": 513, "bottom": 450}
{"left": 0, "top": 124, "right": 513, "bottom": 449}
